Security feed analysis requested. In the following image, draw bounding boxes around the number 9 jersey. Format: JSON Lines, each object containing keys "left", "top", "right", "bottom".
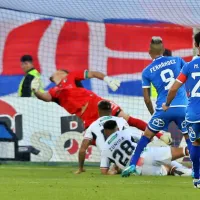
{"left": 100, "top": 129, "right": 138, "bottom": 170}
{"left": 142, "top": 56, "right": 187, "bottom": 109}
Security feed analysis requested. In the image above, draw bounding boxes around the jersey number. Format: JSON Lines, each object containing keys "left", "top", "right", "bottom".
{"left": 112, "top": 140, "right": 135, "bottom": 166}
{"left": 160, "top": 69, "right": 175, "bottom": 90}
{"left": 191, "top": 72, "right": 200, "bottom": 97}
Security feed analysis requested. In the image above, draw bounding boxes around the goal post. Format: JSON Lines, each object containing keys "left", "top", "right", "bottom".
{"left": 0, "top": 2, "right": 195, "bottom": 163}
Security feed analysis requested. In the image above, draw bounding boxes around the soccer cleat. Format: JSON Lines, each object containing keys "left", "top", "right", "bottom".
{"left": 121, "top": 165, "right": 136, "bottom": 177}
{"left": 193, "top": 179, "right": 200, "bottom": 188}
{"left": 173, "top": 167, "right": 192, "bottom": 176}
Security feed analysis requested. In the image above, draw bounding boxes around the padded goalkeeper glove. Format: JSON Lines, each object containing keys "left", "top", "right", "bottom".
{"left": 31, "top": 77, "right": 41, "bottom": 92}
{"left": 104, "top": 76, "right": 121, "bottom": 92}
{"left": 160, "top": 131, "right": 172, "bottom": 145}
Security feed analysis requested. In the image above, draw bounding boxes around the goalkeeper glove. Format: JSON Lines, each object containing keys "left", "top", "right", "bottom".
{"left": 160, "top": 131, "right": 172, "bottom": 145}
{"left": 104, "top": 76, "right": 121, "bottom": 92}
{"left": 31, "top": 77, "right": 41, "bottom": 92}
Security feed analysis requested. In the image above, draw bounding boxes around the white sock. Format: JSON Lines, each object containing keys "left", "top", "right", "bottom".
{"left": 171, "top": 161, "right": 183, "bottom": 168}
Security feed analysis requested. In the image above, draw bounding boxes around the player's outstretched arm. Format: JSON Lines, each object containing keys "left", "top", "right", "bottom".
{"left": 34, "top": 91, "right": 52, "bottom": 102}
{"left": 31, "top": 77, "right": 52, "bottom": 102}
{"left": 143, "top": 88, "right": 154, "bottom": 115}
{"left": 75, "top": 139, "right": 91, "bottom": 174}
{"left": 87, "top": 71, "right": 121, "bottom": 92}
{"left": 163, "top": 80, "right": 183, "bottom": 111}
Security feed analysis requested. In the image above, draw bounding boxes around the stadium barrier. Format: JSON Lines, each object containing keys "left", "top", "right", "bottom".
{"left": 0, "top": 97, "right": 186, "bottom": 162}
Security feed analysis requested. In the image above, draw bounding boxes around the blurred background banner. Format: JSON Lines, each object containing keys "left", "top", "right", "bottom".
{"left": 0, "top": 12, "right": 193, "bottom": 97}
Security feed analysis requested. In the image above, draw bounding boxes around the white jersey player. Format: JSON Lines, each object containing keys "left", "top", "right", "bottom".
{"left": 84, "top": 115, "right": 138, "bottom": 152}
{"left": 75, "top": 100, "right": 142, "bottom": 174}
{"left": 100, "top": 120, "right": 192, "bottom": 176}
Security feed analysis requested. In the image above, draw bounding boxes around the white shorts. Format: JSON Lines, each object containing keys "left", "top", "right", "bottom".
{"left": 136, "top": 146, "right": 172, "bottom": 176}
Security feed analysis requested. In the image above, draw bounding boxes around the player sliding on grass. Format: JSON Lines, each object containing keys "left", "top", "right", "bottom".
{"left": 163, "top": 32, "right": 200, "bottom": 188}
{"left": 76, "top": 100, "right": 171, "bottom": 174}
{"left": 121, "top": 36, "right": 192, "bottom": 177}
{"left": 31, "top": 69, "right": 169, "bottom": 138}
{"left": 100, "top": 120, "right": 191, "bottom": 176}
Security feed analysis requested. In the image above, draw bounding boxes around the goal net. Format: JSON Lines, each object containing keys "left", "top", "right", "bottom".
{"left": 0, "top": 0, "right": 196, "bottom": 162}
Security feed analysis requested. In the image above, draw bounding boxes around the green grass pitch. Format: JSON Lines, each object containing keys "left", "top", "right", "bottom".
{"left": 0, "top": 165, "right": 198, "bottom": 200}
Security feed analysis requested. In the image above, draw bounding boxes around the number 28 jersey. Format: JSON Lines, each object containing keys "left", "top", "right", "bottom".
{"left": 84, "top": 116, "right": 129, "bottom": 151}
{"left": 142, "top": 56, "right": 188, "bottom": 109}
{"left": 177, "top": 57, "right": 200, "bottom": 122}
{"left": 100, "top": 129, "right": 138, "bottom": 170}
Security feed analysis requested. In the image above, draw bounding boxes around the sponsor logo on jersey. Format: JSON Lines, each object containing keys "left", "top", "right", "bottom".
{"left": 108, "top": 133, "right": 118, "bottom": 144}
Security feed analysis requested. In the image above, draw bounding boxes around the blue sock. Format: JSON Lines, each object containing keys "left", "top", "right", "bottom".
{"left": 185, "top": 138, "right": 192, "bottom": 153}
{"left": 130, "top": 135, "right": 151, "bottom": 166}
{"left": 190, "top": 145, "right": 200, "bottom": 179}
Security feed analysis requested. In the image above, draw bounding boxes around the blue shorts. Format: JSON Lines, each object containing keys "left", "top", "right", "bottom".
{"left": 187, "top": 122, "right": 200, "bottom": 142}
{"left": 148, "top": 107, "right": 187, "bottom": 134}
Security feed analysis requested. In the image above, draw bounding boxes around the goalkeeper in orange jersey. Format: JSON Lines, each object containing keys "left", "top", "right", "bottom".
{"left": 31, "top": 69, "right": 171, "bottom": 143}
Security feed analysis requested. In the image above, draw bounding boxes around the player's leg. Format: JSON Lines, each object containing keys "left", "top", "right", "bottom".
{"left": 122, "top": 110, "right": 168, "bottom": 177}
{"left": 118, "top": 110, "right": 171, "bottom": 144}
{"left": 137, "top": 146, "right": 190, "bottom": 176}
{"left": 187, "top": 123, "right": 200, "bottom": 188}
{"left": 117, "top": 110, "right": 148, "bottom": 131}
{"left": 170, "top": 146, "right": 189, "bottom": 160}
{"left": 169, "top": 161, "right": 192, "bottom": 176}
{"left": 173, "top": 107, "right": 192, "bottom": 152}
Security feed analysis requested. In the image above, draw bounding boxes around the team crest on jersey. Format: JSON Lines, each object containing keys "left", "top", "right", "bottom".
{"left": 181, "top": 120, "right": 187, "bottom": 129}
{"left": 152, "top": 118, "right": 165, "bottom": 128}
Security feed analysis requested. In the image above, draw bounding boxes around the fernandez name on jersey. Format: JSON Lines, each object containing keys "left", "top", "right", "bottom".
{"left": 142, "top": 56, "right": 187, "bottom": 109}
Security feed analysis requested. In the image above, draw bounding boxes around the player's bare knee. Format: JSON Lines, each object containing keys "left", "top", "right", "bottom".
{"left": 118, "top": 110, "right": 129, "bottom": 121}
{"left": 144, "top": 127, "right": 155, "bottom": 139}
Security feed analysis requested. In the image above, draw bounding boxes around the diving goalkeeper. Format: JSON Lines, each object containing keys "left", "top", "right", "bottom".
{"left": 31, "top": 69, "right": 170, "bottom": 141}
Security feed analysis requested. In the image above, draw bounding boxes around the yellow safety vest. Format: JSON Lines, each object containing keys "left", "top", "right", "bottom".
{"left": 18, "top": 69, "right": 44, "bottom": 97}
{"left": 151, "top": 84, "right": 157, "bottom": 98}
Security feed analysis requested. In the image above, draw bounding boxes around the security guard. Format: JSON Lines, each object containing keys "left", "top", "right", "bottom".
{"left": 18, "top": 55, "right": 44, "bottom": 97}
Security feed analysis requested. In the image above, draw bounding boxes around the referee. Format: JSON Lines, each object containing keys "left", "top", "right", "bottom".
{"left": 18, "top": 55, "right": 44, "bottom": 97}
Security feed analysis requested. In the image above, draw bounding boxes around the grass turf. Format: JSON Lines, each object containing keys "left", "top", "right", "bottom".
{"left": 0, "top": 165, "right": 198, "bottom": 200}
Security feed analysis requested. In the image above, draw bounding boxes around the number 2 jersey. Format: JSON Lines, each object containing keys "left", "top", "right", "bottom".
{"left": 142, "top": 56, "right": 188, "bottom": 109}
{"left": 100, "top": 129, "right": 139, "bottom": 170}
{"left": 177, "top": 57, "right": 200, "bottom": 122}
{"left": 84, "top": 116, "right": 131, "bottom": 151}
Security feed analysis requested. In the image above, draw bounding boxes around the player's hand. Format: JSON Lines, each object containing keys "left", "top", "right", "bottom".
{"left": 104, "top": 76, "right": 121, "bottom": 91}
{"left": 162, "top": 103, "right": 169, "bottom": 111}
{"left": 31, "top": 77, "right": 41, "bottom": 92}
{"left": 75, "top": 168, "right": 86, "bottom": 174}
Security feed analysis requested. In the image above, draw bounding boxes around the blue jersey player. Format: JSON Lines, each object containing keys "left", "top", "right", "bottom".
{"left": 163, "top": 32, "right": 200, "bottom": 188}
{"left": 122, "top": 36, "right": 191, "bottom": 177}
